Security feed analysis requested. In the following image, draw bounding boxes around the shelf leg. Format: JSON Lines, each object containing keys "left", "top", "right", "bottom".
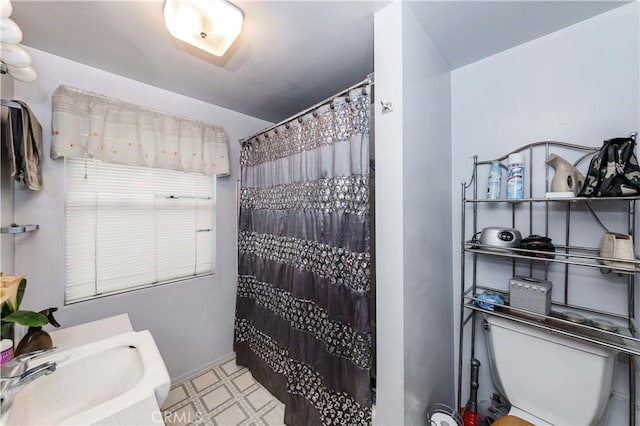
{"left": 564, "top": 202, "right": 571, "bottom": 305}
{"left": 629, "top": 355, "right": 636, "bottom": 426}
{"left": 457, "top": 180, "right": 467, "bottom": 410}
{"left": 628, "top": 199, "right": 636, "bottom": 426}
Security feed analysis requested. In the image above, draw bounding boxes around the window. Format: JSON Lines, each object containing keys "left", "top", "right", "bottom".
{"left": 65, "top": 158, "right": 215, "bottom": 303}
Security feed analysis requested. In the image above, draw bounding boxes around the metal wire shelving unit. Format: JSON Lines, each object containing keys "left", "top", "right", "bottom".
{"left": 457, "top": 140, "right": 639, "bottom": 426}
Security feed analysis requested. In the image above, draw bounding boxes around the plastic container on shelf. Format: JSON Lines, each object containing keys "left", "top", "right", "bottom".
{"left": 0, "top": 339, "right": 13, "bottom": 366}
{"left": 509, "top": 276, "right": 552, "bottom": 315}
{"left": 506, "top": 153, "right": 525, "bottom": 199}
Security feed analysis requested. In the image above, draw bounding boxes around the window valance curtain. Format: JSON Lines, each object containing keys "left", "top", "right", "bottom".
{"left": 51, "top": 85, "right": 230, "bottom": 176}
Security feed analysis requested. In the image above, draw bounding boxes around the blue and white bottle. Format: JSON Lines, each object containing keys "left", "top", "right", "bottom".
{"left": 506, "top": 153, "right": 525, "bottom": 199}
{"left": 487, "top": 160, "right": 502, "bottom": 199}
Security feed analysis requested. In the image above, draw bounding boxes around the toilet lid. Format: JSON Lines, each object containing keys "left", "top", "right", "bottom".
{"left": 509, "top": 406, "right": 553, "bottom": 426}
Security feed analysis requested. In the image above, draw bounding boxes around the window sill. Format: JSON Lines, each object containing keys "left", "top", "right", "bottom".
{"left": 65, "top": 272, "right": 215, "bottom": 305}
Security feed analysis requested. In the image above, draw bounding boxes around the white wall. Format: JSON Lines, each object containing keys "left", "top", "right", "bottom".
{"left": 451, "top": 3, "right": 640, "bottom": 423}
{"left": 375, "top": 2, "right": 453, "bottom": 424}
{"left": 401, "top": 2, "right": 453, "bottom": 424}
{"left": 1, "top": 74, "right": 15, "bottom": 274}
{"left": 12, "top": 47, "right": 271, "bottom": 380}
{"left": 374, "top": 3, "right": 406, "bottom": 424}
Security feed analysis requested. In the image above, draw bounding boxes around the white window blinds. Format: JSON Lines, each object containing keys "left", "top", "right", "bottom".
{"left": 65, "top": 157, "right": 214, "bottom": 303}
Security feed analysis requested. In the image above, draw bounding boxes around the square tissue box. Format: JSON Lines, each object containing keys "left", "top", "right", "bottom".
{"left": 509, "top": 276, "right": 552, "bottom": 315}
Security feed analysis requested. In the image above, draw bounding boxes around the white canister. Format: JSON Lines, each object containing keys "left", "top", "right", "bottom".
{"left": 506, "top": 153, "right": 525, "bottom": 199}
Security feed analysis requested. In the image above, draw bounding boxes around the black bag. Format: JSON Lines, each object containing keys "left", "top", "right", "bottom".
{"left": 519, "top": 235, "right": 555, "bottom": 259}
{"left": 579, "top": 133, "right": 640, "bottom": 197}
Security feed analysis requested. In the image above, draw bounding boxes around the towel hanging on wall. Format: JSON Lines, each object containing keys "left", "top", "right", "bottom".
{"left": 5, "top": 100, "right": 43, "bottom": 190}
{"left": 50, "top": 85, "right": 230, "bottom": 176}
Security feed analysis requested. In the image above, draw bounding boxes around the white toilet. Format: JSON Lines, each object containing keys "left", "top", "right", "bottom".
{"left": 483, "top": 314, "right": 618, "bottom": 425}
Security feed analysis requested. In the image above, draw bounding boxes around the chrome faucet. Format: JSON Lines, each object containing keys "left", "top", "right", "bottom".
{"left": 1, "top": 347, "right": 57, "bottom": 422}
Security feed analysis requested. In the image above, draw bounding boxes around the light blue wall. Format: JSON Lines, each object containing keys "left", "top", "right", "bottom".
{"left": 1, "top": 74, "right": 15, "bottom": 275}
{"left": 451, "top": 3, "right": 640, "bottom": 423}
{"left": 401, "top": 3, "right": 454, "bottom": 423}
{"left": 375, "top": 3, "right": 454, "bottom": 424}
{"left": 12, "top": 47, "right": 272, "bottom": 381}
{"left": 374, "top": 3, "right": 406, "bottom": 424}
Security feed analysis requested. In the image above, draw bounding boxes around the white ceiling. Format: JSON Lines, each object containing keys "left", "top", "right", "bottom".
{"left": 407, "top": 1, "right": 632, "bottom": 69}
{"left": 12, "top": 1, "right": 630, "bottom": 123}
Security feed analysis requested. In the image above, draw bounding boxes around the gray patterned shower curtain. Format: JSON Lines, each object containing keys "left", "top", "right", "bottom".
{"left": 234, "top": 84, "right": 372, "bottom": 426}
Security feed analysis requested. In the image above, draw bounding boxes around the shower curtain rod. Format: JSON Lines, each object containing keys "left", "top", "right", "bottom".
{"left": 239, "top": 72, "right": 374, "bottom": 145}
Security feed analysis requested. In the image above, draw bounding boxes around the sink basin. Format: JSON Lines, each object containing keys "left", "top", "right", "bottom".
{"left": 5, "top": 330, "right": 170, "bottom": 425}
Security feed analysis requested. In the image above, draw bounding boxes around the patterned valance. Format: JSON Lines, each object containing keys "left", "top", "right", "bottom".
{"left": 240, "top": 92, "right": 369, "bottom": 167}
{"left": 51, "top": 85, "right": 230, "bottom": 176}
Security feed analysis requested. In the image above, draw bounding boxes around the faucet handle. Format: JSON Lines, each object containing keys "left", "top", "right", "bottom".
{"left": 17, "top": 361, "right": 57, "bottom": 385}
{"left": 1, "top": 347, "right": 57, "bottom": 376}
{"left": 12, "top": 347, "right": 58, "bottom": 363}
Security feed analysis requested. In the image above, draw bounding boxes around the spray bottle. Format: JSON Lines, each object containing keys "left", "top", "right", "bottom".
{"left": 506, "top": 153, "right": 525, "bottom": 199}
{"left": 487, "top": 161, "right": 502, "bottom": 199}
{"left": 14, "top": 308, "right": 60, "bottom": 357}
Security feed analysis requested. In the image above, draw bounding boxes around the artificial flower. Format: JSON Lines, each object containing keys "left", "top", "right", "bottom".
{"left": 0, "top": 274, "right": 25, "bottom": 312}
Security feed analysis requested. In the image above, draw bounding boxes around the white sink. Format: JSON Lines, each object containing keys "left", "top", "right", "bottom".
{"left": 5, "top": 330, "right": 170, "bottom": 425}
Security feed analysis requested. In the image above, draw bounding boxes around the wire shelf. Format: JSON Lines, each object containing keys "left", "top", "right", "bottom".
{"left": 465, "top": 195, "right": 640, "bottom": 203}
{"left": 463, "top": 299, "right": 640, "bottom": 357}
{"left": 464, "top": 242, "right": 639, "bottom": 274}
{"left": 458, "top": 139, "right": 639, "bottom": 425}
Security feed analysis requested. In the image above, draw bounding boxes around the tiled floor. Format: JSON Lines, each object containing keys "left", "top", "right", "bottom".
{"left": 161, "top": 356, "right": 285, "bottom": 426}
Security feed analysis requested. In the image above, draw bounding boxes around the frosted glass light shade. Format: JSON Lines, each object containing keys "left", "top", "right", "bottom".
{"left": 0, "top": 42, "right": 30, "bottom": 67}
{"left": 1, "top": 18, "right": 22, "bottom": 44}
{"left": 0, "top": 0, "right": 12, "bottom": 19}
{"left": 164, "top": 0, "right": 243, "bottom": 57}
{"left": 7, "top": 64, "right": 35, "bottom": 82}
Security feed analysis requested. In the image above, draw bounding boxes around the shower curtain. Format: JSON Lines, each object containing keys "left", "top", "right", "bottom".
{"left": 234, "top": 84, "right": 372, "bottom": 426}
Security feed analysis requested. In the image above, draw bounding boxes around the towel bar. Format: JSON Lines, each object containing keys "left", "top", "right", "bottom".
{"left": 0, "top": 224, "right": 39, "bottom": 234}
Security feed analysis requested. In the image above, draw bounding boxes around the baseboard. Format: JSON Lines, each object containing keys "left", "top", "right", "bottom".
{"left": 171, "top": 351, "right": 236, "bottom": 384}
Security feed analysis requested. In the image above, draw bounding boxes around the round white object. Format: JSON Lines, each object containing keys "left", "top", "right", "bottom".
{"left": 591, "top": 318, "right": 619, "bottom": 332}
{"left": 0, "top": 42, "right": 30, "bottom": 67}
{"left": 8, "top": 64, "right": 36, "bottom": 81}
{"left": 0, "top": 17, "right": 21, "bottom": 43}
{"left": 0, "top": 339, "right": 12, "bottom": 352}
{"left": 0, "top": 0, "right": 12, "bottom": 19}
{"left": 429, "top": 412, "right": 460, "bottom": 426}
{"left": 562, "top": 311, "right": 586, "bottom": 324}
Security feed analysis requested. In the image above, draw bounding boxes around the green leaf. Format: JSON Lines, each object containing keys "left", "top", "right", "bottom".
{"left": 1, "top": 310, "right": 48, "bottom": 327}
{"left": 1, "top": 302, "right": 11, "bottom": 318}
{"left": 16, "top": 279, "right": 26, "bottom": 311}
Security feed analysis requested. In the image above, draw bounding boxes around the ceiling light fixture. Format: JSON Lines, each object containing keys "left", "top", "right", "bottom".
{"left": 0, "top": 0, "right": 37, "bottom": 82}
{"left": 164, "top": 0, "right": 243, "bottom": 57}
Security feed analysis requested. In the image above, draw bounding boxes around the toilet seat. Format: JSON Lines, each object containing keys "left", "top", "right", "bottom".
{"left": 508, "top": 406, "right": 552, "bottom": 426}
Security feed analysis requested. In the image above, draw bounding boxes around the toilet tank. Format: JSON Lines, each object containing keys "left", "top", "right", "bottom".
{"left": 483, "top": 314, "right": 617, "bottom": 425}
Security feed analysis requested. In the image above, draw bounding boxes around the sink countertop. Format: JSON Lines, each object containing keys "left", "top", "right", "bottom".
{"left": 45, "top": 314, "right": 166, "bottom": 426}
{"left": 49, "top": 313, "right": 134, "bottom": 350}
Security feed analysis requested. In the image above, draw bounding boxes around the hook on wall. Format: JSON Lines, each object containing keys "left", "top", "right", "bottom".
{"left": 380, "top": 101, "right": 394, "bottom": 114}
